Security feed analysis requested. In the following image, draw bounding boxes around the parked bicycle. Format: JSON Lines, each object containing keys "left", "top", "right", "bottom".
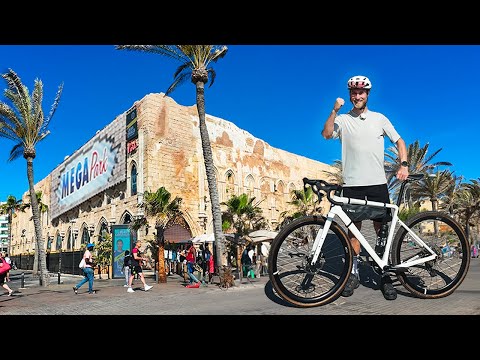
{"left": 268, "top": 174, "right": 470, "bottom": 308}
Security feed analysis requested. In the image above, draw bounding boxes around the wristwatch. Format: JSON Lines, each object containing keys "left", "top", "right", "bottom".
{"left": 400, "top": 161, "right": 409, "bottom": 167}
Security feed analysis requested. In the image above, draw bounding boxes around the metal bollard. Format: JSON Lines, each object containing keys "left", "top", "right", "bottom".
{"left": 20, "top": 272, "right": 25, "bottom": 289}
{"left": 58, "top": 271, "right": 61, "bottom": 284}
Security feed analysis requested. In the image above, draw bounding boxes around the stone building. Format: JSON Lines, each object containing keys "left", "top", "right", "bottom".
{"left": 10, "top": 93, "right": 334, "bottom": 259}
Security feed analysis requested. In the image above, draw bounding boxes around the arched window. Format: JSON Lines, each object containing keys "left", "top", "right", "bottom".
{"left": 245, "top": 175, "right": 255, "bottom": 198}
{"left": 131, "top": 164, "right": 138, "bottom": 196}
{"left": 56, "top": 233, "right": 62, "bottom": 251}
{"left": 100, "top": 222, "right": 109, "bottom": 242}
{"left": 67, "top": 228, "right": 73, "bottom": 250}
{"left": 225, "top": 170, "right": 235, "bottom": 198}
{"left": 123, "top": 213, "right": 132, "bottom": 224}
{"left": 81, "top": 227, "right": 90, "bottom": 245}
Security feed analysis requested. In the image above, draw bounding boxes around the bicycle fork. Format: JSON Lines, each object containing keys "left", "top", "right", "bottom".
{"left": 309, "top": 214, "right": 335, "bottom": 266}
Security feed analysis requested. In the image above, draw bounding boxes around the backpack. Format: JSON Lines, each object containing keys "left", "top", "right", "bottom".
{"left": 124, "top": 254, "right": 132, "bottom": 268}
{"left": 241, "top": 249, "right": 251, "bottom": 265}
{"left": 197, "top": 254, "right": 204, "bottom": 267}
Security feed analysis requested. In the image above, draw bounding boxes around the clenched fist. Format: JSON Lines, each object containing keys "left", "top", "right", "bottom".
{"left": 333, "top": 98, "right": 345, "bottom": 112}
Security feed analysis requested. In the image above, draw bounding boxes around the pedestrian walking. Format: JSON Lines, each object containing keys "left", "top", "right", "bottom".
{"left": 127, "top": 241, "right": 153, "bottom": 293}
{"left": 2, "top": 252, "right": 11, "bottom": 282}
{"left": 185, "top": 241, "right": 201, "bottom": 288}
{"left": 73, "top": 243, "right": 96, "bottom": 295}
{"left": 123, "top": 250, "right": 132, "bottom": 287}
{"left": 0, "top": 255, "right": 13, "bottom": 296}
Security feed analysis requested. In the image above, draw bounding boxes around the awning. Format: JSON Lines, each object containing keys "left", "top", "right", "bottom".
{"left": 190, "top": 233, "right": 236, "bottom": 243}
{"left": 246, "top": 229, "right": 278, "bottom": 243}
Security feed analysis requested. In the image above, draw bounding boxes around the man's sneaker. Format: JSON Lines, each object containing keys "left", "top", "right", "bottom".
{"left": 127, "top": 287, "right": 135, "bottom": 293}
{"left": 73, "top": 286, "right": 78, "bottom": 295}
{"left": 341, "top": 274, "right": 359, "bottom": 297}
{"left": 144, "top": 285, "right": 153, "bottom": 291}
{"left": 186, "top": 282, "right": 200, "bottom": 288}
{"left": 123, "top": 284, "right": 129, "bottom": 287}
{"left": 380, "top": 275, "right": 397, "bottom": 300}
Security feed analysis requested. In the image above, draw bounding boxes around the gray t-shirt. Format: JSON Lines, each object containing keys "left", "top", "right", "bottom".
{"left": 332, "top": 109, "right": 401, "bottom": 186}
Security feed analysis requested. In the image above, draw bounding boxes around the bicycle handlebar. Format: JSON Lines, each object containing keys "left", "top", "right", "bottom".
{"left": 302, "top": 178, "right": 343, "bottom": 206}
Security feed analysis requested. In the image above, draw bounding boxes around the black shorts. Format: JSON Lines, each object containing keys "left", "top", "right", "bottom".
{"left": 131, "top": 265, "right": 143, "bottom": 275}
{"left": 342, "top": 184, "right": 392, "bottom": 222}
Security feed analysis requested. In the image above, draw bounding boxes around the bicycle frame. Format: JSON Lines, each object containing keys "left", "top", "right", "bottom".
{"left": 310, "top": 195, "right": 438, "bottom": 271}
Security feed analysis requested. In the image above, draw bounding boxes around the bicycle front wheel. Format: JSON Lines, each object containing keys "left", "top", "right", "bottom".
{"left": 392, "top": 211, "right": 470, "bottom": 299}
{"left": 268, "top": 215, "right": 353, "bottom": 308}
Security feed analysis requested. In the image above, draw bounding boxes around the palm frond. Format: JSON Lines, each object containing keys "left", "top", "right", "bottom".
{"left": 165, "top": 72, "right": 190, "bottom": 96}
{"left": 43, "top": 82, "right": 63, "bottom": 130}
{"left": 8, "top": 143, "right": 24, "bottom": 161}
{"left": 207, "top": 68, "right": 216, "bottom": 87}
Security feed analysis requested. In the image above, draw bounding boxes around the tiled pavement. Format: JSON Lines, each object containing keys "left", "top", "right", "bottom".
{"left": 1, "top": 258, "right": 479, "bottom": 316}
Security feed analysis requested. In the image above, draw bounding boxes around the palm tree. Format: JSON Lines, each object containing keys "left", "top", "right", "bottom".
{"left": 221, "top": 193, "right": 266, "bottom": 278}
{"left": 323, "top": 159, "right": 343, "bottom": 184}
{"left": 0, "top": 195, "right": 30, "bottom": 256}
{"left": 137, "top": 187, "right": 182, "bottom": 283}
{"left": 221, "top": 193, "right": 267, "bottom": 238}
{"left": 115, "top": 45, "right": 228, "bottom": 267}
{"left": 412, "top": 169, "right": 455, "bottom": 211}
{"left": 437, "top": 173, "right": 464, "bottom": 216}
{"left": 26, "top": 191, "right": 48, "bottom": 276}
{"left": 385, "top": 140, "right": 452, "bottom": 202}
{"left": 277, "top": 186, "right": 322, "bottom": 230}
{"left": 96, "top": 232, "right": 113, "bottom": 277}
{"left": 455, "top": 179, "right": 480, "bottom": 243}
{"left": 0, "top": 68, "right": 63, "bottom": 286}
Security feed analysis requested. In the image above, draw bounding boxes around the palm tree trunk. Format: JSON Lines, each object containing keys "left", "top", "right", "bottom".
{"left": 26, "top": 158, "right": 49, "bottom": 286}
{"left": 33, "top": 215, "right": 42, "bottom": 276}
{"left": 33, "top": 241, "right": 39, "bottom": 276}
{"left": 157, "top": 227, "right": 167, "bottom": 283}
{"left": 195, "top": 82, "right": 227, "bottom": 268}
{"left": 7, "top": 210, "right": 13, "bottom": 257}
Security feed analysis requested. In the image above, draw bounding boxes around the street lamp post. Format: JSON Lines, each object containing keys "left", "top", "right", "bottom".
{"left": 70, "top": 219, "right": 76, "bottom": 275}
{"left": 59, "top": 231, "right": 65, "bottom": 273}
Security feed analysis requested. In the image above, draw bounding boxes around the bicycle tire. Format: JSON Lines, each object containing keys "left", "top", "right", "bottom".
{"left": 268, "top": 215, "right": 353, "bottom": 308}
{"left": 391, "top": 211, "right": 470, "bottom": 299}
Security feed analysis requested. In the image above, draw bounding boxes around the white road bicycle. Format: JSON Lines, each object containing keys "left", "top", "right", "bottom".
{"left": 268, "top": 175, "right": 470, "bottom": 308}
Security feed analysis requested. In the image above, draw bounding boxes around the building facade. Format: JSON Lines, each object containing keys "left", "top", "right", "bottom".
{"left": 0, "top": 208, "right": 8, "bottom": 253}
{"left": 10, "top": 93, "right": 334, "bottom": 259}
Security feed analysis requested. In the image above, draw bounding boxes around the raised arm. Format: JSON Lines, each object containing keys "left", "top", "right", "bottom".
{"left": 322, "top": 98, "right": 344, "bottom": 139}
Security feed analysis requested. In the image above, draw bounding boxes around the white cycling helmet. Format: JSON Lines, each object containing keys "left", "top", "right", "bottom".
{"left": 347, "top": 75, "right": 372, "bottom": 90}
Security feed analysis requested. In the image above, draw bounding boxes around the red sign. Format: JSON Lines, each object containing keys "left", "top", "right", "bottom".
{"left": 127, "top": 139, "right": 139, "bottom": 154}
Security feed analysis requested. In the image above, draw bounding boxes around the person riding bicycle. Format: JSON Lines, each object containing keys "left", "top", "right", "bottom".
{"left": 321, "top": 75, "right": 409, "bottom": 300}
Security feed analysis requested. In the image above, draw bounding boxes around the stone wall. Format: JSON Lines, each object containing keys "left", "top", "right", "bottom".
{"left": 10, "top": 93, "right": 335, "bottom": 255}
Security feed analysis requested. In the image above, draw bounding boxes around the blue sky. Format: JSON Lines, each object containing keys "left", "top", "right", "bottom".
{"left": 0, "top": 44, "right": 478, "bottom": 201}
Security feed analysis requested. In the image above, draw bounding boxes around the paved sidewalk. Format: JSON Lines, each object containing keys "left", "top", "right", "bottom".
{"left": 1, "top": 259, "right": 478, "bottom": 315}
{"left": 0, "top": 268, "right": 269, "bottom": 315}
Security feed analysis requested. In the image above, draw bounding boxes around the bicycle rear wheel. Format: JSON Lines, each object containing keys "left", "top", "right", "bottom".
{"left": 392, "top": 211, "right": 470, "bottom": 299}
{"left": 268, "top": 215, "right": 353, "bottom": 308}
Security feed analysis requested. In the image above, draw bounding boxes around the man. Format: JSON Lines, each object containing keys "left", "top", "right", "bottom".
{"left": 113, "top": 239, "right": 125, "bottom": 278}
{"left": 321, "top": 75, "right": 409, "bottom": 300}
{"left": 127, "top": 240, "right": 153, "bottom": 293}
